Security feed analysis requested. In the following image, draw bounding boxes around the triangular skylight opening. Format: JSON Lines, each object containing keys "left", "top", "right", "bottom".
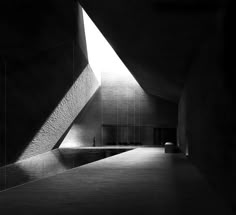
{"left": 82, "top": 9, "right": 140, "bottom": 87}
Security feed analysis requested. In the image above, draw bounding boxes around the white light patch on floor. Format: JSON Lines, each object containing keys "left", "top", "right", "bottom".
{"left": 82, "top": 9, "right": 140, "bottom": 87}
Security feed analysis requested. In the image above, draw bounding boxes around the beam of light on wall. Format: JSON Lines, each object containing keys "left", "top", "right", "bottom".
{"left": 60, "top": 9, "right": 143, "bottom": 149}
{"left": 19, "top": 65, "right": 99, "bottom": 159}
{"left": 60, "top": 125, "right": 82, "bottom": 148}
{"left": 83, "top": 9, "right": 101, "bottom": 84}
{"left": 82, "top": 9, "right": 140, "bottom": 87}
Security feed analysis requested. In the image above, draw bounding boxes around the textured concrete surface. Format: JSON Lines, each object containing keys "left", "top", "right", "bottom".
{"left": 61, "top": 16, "right": 177, "bottom": 148}
{"left": 100, "top": 58, "right": 177, "bottom": 127}
{"left": 0, "top": 1, "right": 90, "bottom": 165}
{"left": 59, "top": 88, "right": 102, "bottom": 148}
{"left": 20, "top": 64, "right": 99, "bottom": 160}
{"left": 0, "top": 148, "right": 233, "bottom": 215}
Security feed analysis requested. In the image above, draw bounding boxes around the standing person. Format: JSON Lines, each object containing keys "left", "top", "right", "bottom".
{"left": 93, "top": 136, "right": 96, "bottom": 147}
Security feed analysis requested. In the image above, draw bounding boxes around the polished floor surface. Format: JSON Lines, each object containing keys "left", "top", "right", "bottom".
{"left": 0, "top": 147, "right": 133, "bottom": 191}
{"left": 0, "top": 147, "right": 233, "bottom": 215}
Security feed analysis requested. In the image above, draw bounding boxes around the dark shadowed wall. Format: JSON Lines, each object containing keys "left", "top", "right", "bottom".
{"left": 177, "top": 36, "right": 234, "bottom": 210}
{"left": 0, "top": 1, "right": 99, "bottom": 166}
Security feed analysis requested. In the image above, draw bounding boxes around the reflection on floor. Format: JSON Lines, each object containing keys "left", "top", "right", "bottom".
{"left": 0, "top": 147, "right": 133, "bottom": 191}
{"left": 0, "top": 147, "right": 233, "bottom": 215}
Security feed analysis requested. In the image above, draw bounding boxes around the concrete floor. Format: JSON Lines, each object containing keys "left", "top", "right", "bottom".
{"left": 0, "top": 147, "right": 132, "bottom": 191}
{"left": 0, "top": 148, "right": 233, "bottom": 215}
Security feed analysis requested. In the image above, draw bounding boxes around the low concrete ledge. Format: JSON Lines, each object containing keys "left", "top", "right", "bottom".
{"left": 164, "top": 142, "right": 179, "bottom": 153}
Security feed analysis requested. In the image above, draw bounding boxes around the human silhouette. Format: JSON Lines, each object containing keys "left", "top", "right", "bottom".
{"left": 93, "top": 136, "right": 96, "bottom": 147}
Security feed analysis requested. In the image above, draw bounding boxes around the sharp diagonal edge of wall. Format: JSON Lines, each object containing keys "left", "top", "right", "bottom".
{"left": 0, "top": 1, "right": 96, "bottom": 166}
{"left": 19, "top": 64, "right": 99, "bottom": 160}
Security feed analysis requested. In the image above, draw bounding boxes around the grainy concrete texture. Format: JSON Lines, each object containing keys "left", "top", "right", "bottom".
{"left": 20, "top": 64, "right": 99, "bottom": 160}
{"left": 61, "top": 45, "right": 177, "bottom": 147}
{"left": 76, "top": 1, "right": 234, "bottom": 211}
{"left": 0, "top": 2, "right": 91, "bottom": 165}
{"left": 0, "top": 1, "right": 234, "bottom": 213}
{"left": 0, "top": 148, "right": 233, "bottom": 215}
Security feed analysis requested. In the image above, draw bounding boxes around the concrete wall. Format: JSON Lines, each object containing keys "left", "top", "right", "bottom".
{"left": 59, "top": 87, "right": 102, "bottom": 148}
{"left": 59, "top": 5, "right": 178, "bottom": 148}
{"left": 100, "top": 67, "right": 178, "bottom": 145}
{"left": 177, "top": 38, "right": 234, "bottom": 210}
{"left": 101, "top": 67, "right": 177, "bottom": 127}
{"left": 79, "top": 0, "right": 225, "bottom": 102}
{"left": 0, "top": 1, "right": 99, "bottom": 166}
{"left": 19, "top": 64, "right": 99, "bottom": 160}
{"left": 61, "top": 61, "right": 177, "bottom": 147}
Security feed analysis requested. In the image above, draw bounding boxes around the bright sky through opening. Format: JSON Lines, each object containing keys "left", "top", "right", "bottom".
{"left": 82, "top": 9, "right": 140, "bottom": 86}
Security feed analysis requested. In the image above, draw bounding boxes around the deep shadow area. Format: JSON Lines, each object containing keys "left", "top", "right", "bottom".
{"left": 79, "top": 0, "right": 226, "bottom": 102}
{"left": 0, "top": 148, "right": 132, "bottom": 191}
{"left": 0, "top": 1, "right": 88, "bottom": 166}
{"left": 0, "top": 148, "right": 233, "bottom": 215}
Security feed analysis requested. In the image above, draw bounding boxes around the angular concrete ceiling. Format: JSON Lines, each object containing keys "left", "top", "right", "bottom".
{"left": 79, "top": 0, "right": 226, "bottom": 102}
